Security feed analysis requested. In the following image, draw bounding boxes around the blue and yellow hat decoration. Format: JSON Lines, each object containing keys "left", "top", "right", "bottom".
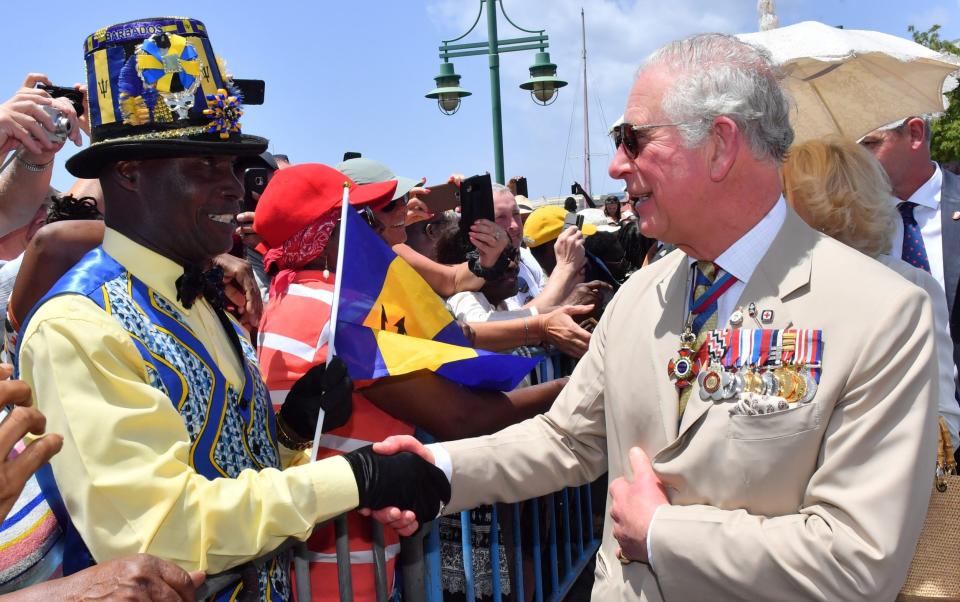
{"left": 66, "top": 17, "right": 267, "bottom": 178}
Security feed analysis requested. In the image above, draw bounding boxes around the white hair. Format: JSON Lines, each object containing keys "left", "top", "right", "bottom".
{"left": 491, "top": 183, "right": 512, "bottom": 196}
{"left": 642, "top": 33, "right": 794, "bottom": 163}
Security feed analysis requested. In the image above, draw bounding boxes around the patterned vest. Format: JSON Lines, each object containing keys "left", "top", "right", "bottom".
{"left": 18, "top": 247, "right": 290, "bottom": 602}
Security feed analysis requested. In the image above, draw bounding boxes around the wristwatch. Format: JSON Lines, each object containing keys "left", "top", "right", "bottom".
{"left": 467, "top": 248, "right": 510, "bottom": 280}
{"left": 276, "top": 416, "right": 312, "bottom": 451}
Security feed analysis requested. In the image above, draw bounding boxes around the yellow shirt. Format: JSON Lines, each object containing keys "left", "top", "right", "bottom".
{"left": 19, "top": 228, "right": 359, "bottom": 573}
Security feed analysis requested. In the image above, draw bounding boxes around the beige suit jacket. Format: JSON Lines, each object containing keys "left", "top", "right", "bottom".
{"left": 444, "top": 210, "right": 938, "bottom": 601}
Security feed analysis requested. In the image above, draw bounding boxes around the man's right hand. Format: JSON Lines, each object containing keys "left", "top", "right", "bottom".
{"left": 358, "top": 436, "right": 442, "bottom": 534}
{"left": 344, "top": 443, "right": 448, "bottom": 525}
{"left": 372, "top": 435, "right": 435, "bottom": 464}
{"left": 49, "top": 553, "right": 204, "bottom": 601}
{"left": 0, "top": 364, "right": 62, "bottom": 521}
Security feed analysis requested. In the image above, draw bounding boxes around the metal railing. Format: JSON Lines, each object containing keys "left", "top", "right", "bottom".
{"left": 293, "top": 353, "right": 601, "bottom": 601}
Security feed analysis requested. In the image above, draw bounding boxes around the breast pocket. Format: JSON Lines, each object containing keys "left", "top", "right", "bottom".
{"left": 727, "top": 401, "right": 821, "bottom": 441}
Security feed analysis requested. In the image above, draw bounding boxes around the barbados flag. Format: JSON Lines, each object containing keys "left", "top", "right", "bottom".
{"left": 332, "top": 205, "right": 537, "bottom": 391}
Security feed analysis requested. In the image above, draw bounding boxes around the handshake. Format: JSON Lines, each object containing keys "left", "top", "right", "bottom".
{"left": 278, "top": 357, "right": 448, "bottom": 534}
{"left": 344, "top": 437, "right": 447, "bottom": 535}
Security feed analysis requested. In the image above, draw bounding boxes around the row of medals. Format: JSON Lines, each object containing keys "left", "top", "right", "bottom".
{"left": 694, "top": 327, "right": 818, "bottom": 405}
{"left": 697, "top": 362, "right": 818, "bottom": 404}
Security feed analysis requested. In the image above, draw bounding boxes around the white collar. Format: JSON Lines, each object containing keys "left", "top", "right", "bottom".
{"left": 905, "top": 162, "right": 942, "bottom": 210}
{"left": 687, "top": 196, "right": 787, "bottom": 284}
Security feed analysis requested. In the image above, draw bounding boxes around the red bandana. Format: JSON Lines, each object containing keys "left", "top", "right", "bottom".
{"left": 264, "top": 206, "right": 339, "bottom": 296}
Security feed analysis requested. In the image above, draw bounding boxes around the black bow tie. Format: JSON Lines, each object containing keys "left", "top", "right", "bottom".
{"left": 176, "top": 265, "right": 226, "bottom": 310}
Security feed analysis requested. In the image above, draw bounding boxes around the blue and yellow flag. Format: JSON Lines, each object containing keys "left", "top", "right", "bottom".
{"left": 333, "top": 206, "right": 537, "bottom": 390}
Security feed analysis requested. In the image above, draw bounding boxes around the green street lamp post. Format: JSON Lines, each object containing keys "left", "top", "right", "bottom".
{"left": 426, "top": 0, "right": 566, "bottom": 184}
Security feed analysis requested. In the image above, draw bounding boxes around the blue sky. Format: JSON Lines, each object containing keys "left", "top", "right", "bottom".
{"left": 3, "top": 0, "right": 958, "bottom": 197}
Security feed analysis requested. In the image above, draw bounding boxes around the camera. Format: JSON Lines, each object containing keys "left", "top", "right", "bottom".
{"left": 563, "top": 211, "right": 585, "bottom": 231}
{"left": 39, "top": 105, "right": 73, "bottom": 144}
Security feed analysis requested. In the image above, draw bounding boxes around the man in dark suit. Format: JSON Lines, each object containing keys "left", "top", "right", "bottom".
{"left": 861, "top": 116, "right": 960, "bottom": 399}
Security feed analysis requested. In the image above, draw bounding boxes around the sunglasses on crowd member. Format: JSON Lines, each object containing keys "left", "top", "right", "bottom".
{"left": 382, "top": 193, "right": 410, "bottom": 213}
{"left": 358, "top": 206, "right": 379, "bottom": 228}
{"left": 610, "top": 121, "right": 697, "bottom": 159}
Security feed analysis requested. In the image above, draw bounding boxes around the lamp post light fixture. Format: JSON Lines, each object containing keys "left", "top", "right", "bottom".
{"left": 520, "top": 51, "right": 566, "bottom": 105}
{"left": 426, "top": 62, "right": 472, "bottom": 115}
{"left": 426, "top": 0, "right": 566, "bottom": 183}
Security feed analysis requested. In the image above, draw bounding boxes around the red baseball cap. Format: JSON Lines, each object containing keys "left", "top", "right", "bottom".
{"left": 255, "top": 163, "right": 397, "bottom": 248}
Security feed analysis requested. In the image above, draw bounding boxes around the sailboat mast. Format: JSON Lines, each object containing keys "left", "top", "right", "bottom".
{"left": 581, "top": 7, "right": 591, "bottom": 197}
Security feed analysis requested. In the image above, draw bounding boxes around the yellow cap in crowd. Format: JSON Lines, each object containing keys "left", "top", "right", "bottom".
{"left": 522, "top": 206, "right": 597, "bottom": 248}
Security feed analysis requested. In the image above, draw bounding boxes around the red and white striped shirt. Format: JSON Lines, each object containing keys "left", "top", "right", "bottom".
{"left": 258, "top": 270, "right": 413, "bottom": 601}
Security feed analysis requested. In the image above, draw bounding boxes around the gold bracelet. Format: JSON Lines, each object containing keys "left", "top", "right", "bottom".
{"left": 276, "top": 416, "right": 312, "bottom": 451}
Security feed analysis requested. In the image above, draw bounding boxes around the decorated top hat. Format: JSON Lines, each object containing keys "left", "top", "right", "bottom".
{"left": 66, "top": 17, "right": 267, "bottom": 178}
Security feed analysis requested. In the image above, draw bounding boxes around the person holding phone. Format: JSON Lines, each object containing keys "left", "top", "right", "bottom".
{"left": 491, "top": 184, "right": 588, "bottom": 311}
{"left": 338, "top": 158, "right": 513, "bottom": 298}
{"left": 256, "top": 163, "right": 568, "bottom": 601}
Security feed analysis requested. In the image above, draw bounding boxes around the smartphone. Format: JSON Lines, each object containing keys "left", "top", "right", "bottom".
{"left": 422, "top": 182, "right": 460, "bottom": 213}
{"left": 459, "top": 174, "right": 495, "bottom": 240}
{"left": 243, "top": 167, "right": 270, "bottom": 211}
{"left": 233, "top": 79, "right": 265, "bottom": 105}
{"left": 564, "top": 211, "right": 585, "bottom": 231}
{"left": 514, "top": 176, "right": 528, "bottom": 198}
{"left": 35, "top": 83, "right": 85, "bottom": 117}
{"left": 342, "top": 151, "right": 362, "bottom": 161}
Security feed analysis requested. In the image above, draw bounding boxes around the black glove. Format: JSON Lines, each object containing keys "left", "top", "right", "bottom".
{"left": 279, "top": 356, "right": 353, "bottom": 440}
{"left": 343, "top": 446, "right": 451, "bottom": 524}
{"left": 466, "top": 247, "right": 511, "bottom": 280}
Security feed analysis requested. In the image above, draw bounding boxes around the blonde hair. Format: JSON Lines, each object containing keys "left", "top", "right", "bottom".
{"left": 782, "top": 136, "right": 896, "bottom": 258}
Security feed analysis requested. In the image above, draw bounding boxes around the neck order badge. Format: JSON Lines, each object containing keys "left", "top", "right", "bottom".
{"left": 332, "top": 204, "right": 537, "bottom": 391}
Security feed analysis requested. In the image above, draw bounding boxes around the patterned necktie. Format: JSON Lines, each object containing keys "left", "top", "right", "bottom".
{"left": 679, "top": 261, "right": 736, "bottom": 415}
{"left": 897, "top": 202, "right": 931, "bottom": 273}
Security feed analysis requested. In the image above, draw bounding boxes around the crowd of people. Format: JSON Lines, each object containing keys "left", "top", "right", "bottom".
{"left": 0, "top": 13, "right": 954, "bottom": 602}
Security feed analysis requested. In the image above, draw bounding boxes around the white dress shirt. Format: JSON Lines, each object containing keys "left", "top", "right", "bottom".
{"left": 687, "top": 197, "right": 787, "bottom": 325}
{"left": 890, "top": 163, "right": 945, "bottom": 294}
{"left": 429, "top": 197, "right": 789, "bottom": 567}
{"left": 446, "top": 291, "right": 537, "bottom": 323}
{"left": 889, "top": 163, "right": 958, "bottom": 406}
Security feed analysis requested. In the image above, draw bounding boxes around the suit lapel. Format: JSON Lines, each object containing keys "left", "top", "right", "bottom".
{"left": 673, "top": 210, "right": 815, "bottom": 442}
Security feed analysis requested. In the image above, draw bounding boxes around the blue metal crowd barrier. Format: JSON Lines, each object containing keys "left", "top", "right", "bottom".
{"left": 292, "top": 352, "right": 601, "bottom": 601}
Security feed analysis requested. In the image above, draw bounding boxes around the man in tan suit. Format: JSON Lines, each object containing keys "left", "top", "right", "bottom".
{"left": 378, "top": 33, "right": 938, "bottom": 600}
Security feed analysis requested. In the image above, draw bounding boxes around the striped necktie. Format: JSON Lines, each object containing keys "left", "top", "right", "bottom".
{"left": 679, "top": 261, "right": 736, "bottom": 415}
{"left": 897, "top": 201, "right": 931, "bottom": 273}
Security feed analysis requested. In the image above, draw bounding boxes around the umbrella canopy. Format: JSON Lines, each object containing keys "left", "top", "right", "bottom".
{"left": 738, "top": 21, "right": 960, "bottom": 143}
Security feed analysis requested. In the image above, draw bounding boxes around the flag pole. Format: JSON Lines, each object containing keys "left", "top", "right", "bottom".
{"left": 310, "top": 182, "right": 352, "bottom": 463}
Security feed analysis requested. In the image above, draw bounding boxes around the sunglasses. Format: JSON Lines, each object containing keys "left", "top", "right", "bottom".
{"left": 610, "top": 121, "right": 697, "bottom": 159}
{"left": 382, "top": 193, "right": 410, "bottom": 213}
{"left": 358, "top": 206, "right": 378, "bottom": 228}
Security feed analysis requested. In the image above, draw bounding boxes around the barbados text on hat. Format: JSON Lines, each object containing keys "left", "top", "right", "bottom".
{"left": 67, "top": 17, "right": 267, "bottom": 177}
